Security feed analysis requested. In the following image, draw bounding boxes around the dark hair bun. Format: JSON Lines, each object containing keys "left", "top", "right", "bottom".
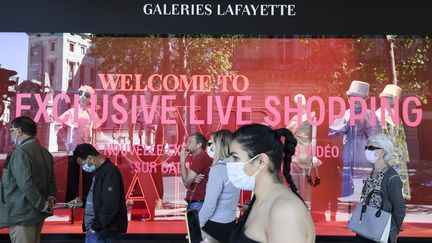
{"left": 275, "top": 128, "right": 297, "bottom": 156}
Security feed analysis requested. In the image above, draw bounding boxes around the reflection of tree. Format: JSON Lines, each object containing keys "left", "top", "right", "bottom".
{"left": 301, "top": 37, "right": 431, "bottom": 103}
{"left": 88, "top": 35, "right": 245, "bottom": 144}
{"left": 89, "top": 35, "right": 243, "bottom": 80}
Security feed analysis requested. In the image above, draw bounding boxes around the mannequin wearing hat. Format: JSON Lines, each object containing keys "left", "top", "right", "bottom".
{"left": 287, "top": 94, "right": 322, "bottom": 204}
{"left": 329, "top": 81, "right": 382, "bottom": 201}
{"left": 55, "top": 85, "right": 102, "bottom": 209}
{"left": 376, "top": 84, "right": 411, "bottom": 200}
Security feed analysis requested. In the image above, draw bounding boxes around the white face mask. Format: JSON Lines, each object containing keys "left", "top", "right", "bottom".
{"left": 82, "top": 159, "right": 96, "bottom": 173}
{"left": 226, "top": 154, "right": 261, "bottom": 191}
{"left": 206, "top": 147, "right": 214, "bottom": 159}
{"left": 365, "top": 150, "right": 379, "bottom": 164}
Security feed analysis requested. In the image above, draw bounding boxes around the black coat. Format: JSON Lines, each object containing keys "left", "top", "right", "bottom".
{"left": 380, "top": 167, "right": 406, "bottom": 243}
{"left": 82, "top": 159, "right": 128, "bottom": 238}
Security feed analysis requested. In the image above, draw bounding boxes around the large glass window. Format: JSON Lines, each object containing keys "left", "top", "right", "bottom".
{"left": 0, "top": 34, "right": 431, "bottom": 235}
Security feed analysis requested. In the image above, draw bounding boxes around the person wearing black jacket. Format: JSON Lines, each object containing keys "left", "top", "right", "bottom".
{"left": 68, "top": 143, "right": 127, "bottom": 243}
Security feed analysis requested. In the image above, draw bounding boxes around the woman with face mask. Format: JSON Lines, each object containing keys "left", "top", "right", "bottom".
{"left": 198, "top": 129, "right": 240, "bottom": 243}
{"left": 226, "top": 124, "right": 315, "bottom": 243}
{"left": 354, "top": 133, "right": 406, "bottom": 243}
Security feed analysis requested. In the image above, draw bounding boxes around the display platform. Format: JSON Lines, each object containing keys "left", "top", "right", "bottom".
{"left": 1, "top": 221, "right": 431, "bottom": 243}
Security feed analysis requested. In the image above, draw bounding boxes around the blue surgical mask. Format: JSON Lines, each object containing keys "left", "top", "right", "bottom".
{"left": 226, "top": 154, "right": 262, "bottom": 191}
{"left": 82, "top": 159, "right": 96, "bottom": 173}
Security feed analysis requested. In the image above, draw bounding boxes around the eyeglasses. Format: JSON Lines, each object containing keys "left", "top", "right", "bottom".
{"left": 79, "top": 91, "right": 91, "bottom": 98}
{"left": 365, "top": 145, "right": 382, "bottom": 151}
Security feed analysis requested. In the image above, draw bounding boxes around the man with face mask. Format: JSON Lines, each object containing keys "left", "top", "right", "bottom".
{"left": 0, "top": 116, "right": 56, "bottom": 243}
{"left": 55, "top": 85, "right": 102, "bottom": 219}
{"left": 180, "top": 132, "right": 212, "bottom": 212}
{"left": 329, "top": 80, "right": 381, "bottom": 202}
{"left": 67, "top": 143, "right": 127, "bottom": 243}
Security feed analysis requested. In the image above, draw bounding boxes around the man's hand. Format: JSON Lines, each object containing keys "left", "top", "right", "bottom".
{"left": 47, "top": 196, "right": 56, "bottom": 211}
{"left": 41, "top": 200, "right": 54, "bottom": 214}
{"left": 88, "top": 228, "right": 96, "bottom": 234}
{"left": 180, "top": 148, "right": 190, "bottom": 164}
{"left": 237, "top": 203, "right": 249, "bottom": 212}
{"left": 194, "top": 174, "right": 205, "bottom": 184}
{"left": 67, "top": 197, "right": 83, "bottom": 208}
{"left": 238, "top": 199, "right": 252, "bottom": 212}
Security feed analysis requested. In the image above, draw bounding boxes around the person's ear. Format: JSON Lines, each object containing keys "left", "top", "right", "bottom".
{"left": 379, "top": 148, "right": 386, "bottom": 158}
{"left": 16, "top": 128, "right": 22, "bottom": 136}
{"left": 258, "top": 153, "right": 270, "bottom": 169}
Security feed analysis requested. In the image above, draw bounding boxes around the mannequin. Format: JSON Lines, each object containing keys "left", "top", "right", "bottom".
{"left": 376, "top": 84, "right": 411, "bottom": 200}
{"left": 55, "top": 85, "right": 101, "bottom": 208}
{"left": 287, "top": 94, "right": 322, "bottom": 204}
{"left": 329, "top": 81, "right": 381, "bottom": 202}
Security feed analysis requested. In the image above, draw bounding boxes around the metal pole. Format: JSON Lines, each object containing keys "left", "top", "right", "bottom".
{"left": 386, "top": 35, "right": 398, "bottom": 85}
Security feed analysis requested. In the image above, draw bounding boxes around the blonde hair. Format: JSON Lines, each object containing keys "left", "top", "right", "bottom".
{"left": 212, "top": 129, "right": 232, "bottom": 164}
